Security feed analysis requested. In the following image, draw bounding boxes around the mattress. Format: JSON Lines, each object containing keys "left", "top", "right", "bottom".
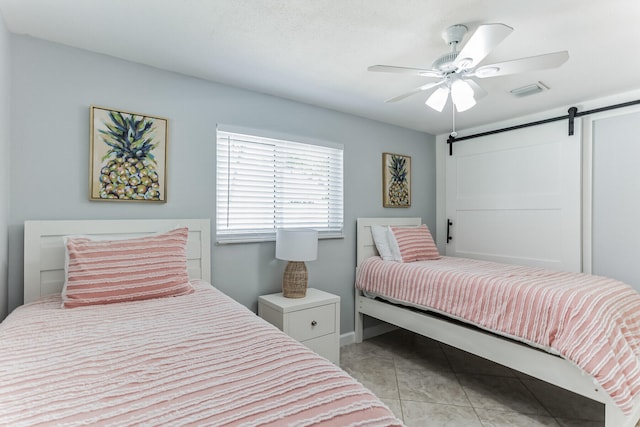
{"left": 0, "top": 281, "right": 402, "bottom": 427}
{"left": 356, "top": 255, "right": 640, "bottom": 414}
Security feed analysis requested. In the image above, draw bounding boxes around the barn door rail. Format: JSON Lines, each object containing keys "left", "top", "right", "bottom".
{"left": 447, "top": 98, "right": 640, "bottom": 156}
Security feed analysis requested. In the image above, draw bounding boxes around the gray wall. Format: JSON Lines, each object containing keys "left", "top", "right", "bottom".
{"left": 0, "top": 13, "right": 9, "bottom": 320}
{"left": 7, "top": 35, "right": 436, "bottom": 332}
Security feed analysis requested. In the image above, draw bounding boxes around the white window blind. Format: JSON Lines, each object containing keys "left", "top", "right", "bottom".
{"left": 216, "top": 127, "right": 344, "bottom": 243}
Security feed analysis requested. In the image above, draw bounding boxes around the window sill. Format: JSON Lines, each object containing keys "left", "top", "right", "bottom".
{"left": 216, "top": 233, "right": 344, "bottom": 245}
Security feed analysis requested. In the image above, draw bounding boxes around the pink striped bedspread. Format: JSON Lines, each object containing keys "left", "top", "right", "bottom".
{"left": 356, "top": 256, "right": 640, "bottom": 414}
{"left": 0, "top": 281, "right": 402, "bottom": 427}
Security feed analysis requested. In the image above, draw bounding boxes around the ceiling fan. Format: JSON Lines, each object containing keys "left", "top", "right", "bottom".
{"left": 369, "top": 23, "right": 569, "bottom": 112}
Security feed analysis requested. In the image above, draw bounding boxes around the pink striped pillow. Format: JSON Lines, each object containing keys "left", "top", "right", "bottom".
{"left": 390, "top": 224, "right": 440, "bottom": 262}
{"left": 62, "top": 227, "right": 194, "bottom": 308}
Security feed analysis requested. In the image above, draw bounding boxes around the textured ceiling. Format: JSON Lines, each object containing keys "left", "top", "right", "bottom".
{"left": 1, "top": 0, "right": 639, "bottom": 135}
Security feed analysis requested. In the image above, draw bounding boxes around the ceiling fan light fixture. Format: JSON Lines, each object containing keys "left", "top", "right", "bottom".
{"left": 426, "top": 87, "right": 450, "bottom": 112}
{"left": 451, "top": 79, "right": 476, "bottom": 112}
{"left": 455, "top": 96, "right": 476, "bottom": 112}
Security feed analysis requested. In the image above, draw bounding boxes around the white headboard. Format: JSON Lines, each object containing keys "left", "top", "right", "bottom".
{"left": 23, "top": 219, "right": 211, "bottom": 304}
{"left": 356, "top": 217, "right": 422, "bottom": 266}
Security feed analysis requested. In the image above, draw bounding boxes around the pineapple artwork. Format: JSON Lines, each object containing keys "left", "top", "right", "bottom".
{"left": 382, "top": 153, "right": 411, "bottom": 207}
{"left": 90, "top": 106, "right": 167, "bottom": 202}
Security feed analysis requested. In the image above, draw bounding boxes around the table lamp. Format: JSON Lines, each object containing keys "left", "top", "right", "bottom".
{"left": 276, "top": 229, "right": 318, "bottom": 298}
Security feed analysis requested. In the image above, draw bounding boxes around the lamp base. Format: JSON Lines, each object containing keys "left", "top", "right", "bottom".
{"left": 282, "top": 261, "right": 308, "bottom": 298}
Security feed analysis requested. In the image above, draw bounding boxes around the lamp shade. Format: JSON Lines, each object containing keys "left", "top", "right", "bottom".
{"left": 450, "top": 79, "right": 476, "bottom": 112}
{"left": 425, "top": 86, "right": 450, "bottom": 112}
{"left": 275, "top": 229, "right": 318, "bottom": 262}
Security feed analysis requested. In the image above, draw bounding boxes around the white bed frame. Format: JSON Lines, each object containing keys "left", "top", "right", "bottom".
{"left": 23, "top": 219, "right": 211, "bottom": 304}
{"left": 354, "top": 217, "right": 640, "bottom": 427}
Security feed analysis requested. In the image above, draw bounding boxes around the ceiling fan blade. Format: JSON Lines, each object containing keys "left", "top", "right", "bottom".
{"left": 453, "top": 23, "right": 513, "bottom": 70}
{"left": 385, "top": 81, "right": 443, "bottom": 103}
{"left": 475, "top": 51, "right": 569, "bottom": 78}
{"left": 368, "top": 65, "right": 442, "bottom": 78}
{"left": 465, "top": 79, "right": 487, "bottom": 100}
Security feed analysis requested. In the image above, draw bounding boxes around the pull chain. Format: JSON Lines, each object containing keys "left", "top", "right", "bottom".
{"left": 451, "top": 102, "right": 458, "bottom": 138}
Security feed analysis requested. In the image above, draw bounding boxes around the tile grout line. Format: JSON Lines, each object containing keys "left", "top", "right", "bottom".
{"left": 438, "top": 342, "right": 486, "bottom": 426}
{"left": 392, "top": 353, "right": 406, "bottom": 423}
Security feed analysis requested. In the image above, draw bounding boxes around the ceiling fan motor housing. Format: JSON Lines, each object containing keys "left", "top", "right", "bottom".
{"left": 433, "top": 24, "right": 468, "bottom": 73}
{"left": 442, "top": 24, "right": 468, "bottom": 46}
{"left": 432, "top": 51, "right": 459, "bottom": 73}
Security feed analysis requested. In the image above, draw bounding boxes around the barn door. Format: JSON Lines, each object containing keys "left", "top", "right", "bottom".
{"left": 591, "top": 109, "right": 640, "bottom": 291}
{"left": 445, "top": 120, "right": 581, "bottom": 272}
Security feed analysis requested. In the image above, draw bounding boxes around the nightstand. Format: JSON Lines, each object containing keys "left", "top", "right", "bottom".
{"left": 258, "top": 288, "right": 340, "bottom": 364}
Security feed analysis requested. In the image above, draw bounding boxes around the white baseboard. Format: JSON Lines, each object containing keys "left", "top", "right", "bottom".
{"left": 340, "top": 332, "right": 355, "bottom": 347}
{"left": 340, "top": 323, "right": 398, "bottom": 347}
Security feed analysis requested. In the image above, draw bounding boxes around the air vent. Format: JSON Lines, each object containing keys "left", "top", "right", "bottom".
{"left": 510, "top": 81, "right": 549, "bottom": 98}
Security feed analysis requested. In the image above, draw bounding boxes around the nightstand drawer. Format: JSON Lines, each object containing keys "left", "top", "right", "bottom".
{"left": 287, "top": 304, "right": 335, "bottom": 341}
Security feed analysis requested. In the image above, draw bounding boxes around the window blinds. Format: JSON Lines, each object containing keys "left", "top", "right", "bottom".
{"left": 216, "top": 128, "right": 344, "bottom": 243}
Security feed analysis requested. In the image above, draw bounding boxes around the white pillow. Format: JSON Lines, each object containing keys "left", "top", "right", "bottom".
{"left": 387, "top": 228, "right": 403, "bottom": 262}
{"left": 371, "top": 225, "right": 400, "bottom": 261}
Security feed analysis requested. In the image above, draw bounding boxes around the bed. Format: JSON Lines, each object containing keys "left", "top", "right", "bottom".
{"left": 354, "top": 217, "right": 640, "bottom": 427}
{"left": 0, "top": 219, "right": 402, "bottom": 427}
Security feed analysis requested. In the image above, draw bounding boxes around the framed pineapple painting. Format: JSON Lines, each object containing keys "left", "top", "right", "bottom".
{"left": 90, "top": 106, "right": 168, "bottom": 202}
{"left": 382, "top": 152, "right": 411, "bottom": 208}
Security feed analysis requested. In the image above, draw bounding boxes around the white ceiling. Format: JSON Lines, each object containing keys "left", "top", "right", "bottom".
{"left": 1, "top": 0, "right": 639, "bottom": 135}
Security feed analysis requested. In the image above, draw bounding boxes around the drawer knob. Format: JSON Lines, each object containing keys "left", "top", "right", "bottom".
{"left": 311, "top": 320, "right": 318, "bottom": 327}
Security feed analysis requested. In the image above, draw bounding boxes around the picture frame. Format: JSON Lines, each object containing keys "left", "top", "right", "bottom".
{"left": 382, "top": 152, "right": 411, "bottom": 208}
{"left": 90, "top": 106, "right": 168, "bottom": 202}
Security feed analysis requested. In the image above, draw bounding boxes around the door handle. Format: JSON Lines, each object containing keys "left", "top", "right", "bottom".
{"left": 447, "top": 219, "right": 453, "bottom": 243}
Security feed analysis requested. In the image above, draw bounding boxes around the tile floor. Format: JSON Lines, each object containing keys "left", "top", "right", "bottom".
{"left": 340, "top": 329, "right": 637, "bottom": 427}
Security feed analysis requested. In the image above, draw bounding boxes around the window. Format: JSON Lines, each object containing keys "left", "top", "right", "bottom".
{"left": 216, "top": 126, "right": 344, "bottom": 243}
